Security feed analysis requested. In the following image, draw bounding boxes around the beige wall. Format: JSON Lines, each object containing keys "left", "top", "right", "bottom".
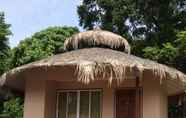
{"left": 142, "top": 76, "right": 168, "bottom": 118}
{"left": 23, "top": 75, "right": 168, "bottom": 118}
{"left": 24, "top": 77, "right": 46, "bottom": 118}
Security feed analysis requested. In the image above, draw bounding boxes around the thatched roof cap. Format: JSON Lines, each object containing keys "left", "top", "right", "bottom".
{"left": 64, "top": 29, "right": 131, "bottom": 54}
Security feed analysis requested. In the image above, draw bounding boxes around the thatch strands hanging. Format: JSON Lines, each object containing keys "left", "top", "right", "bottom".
{"left": 1, "top": 48, "right": 186, "bottom": 86}
{"left": 76, "top": 60, "right": 129, "bottom": 85}
{"left": 64, "top": 29, "right": 131, "bottom": 54}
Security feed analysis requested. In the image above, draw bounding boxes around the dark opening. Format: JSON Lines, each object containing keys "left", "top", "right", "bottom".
{"left": 168, "top": 93, "right": 186, "bottom": 118}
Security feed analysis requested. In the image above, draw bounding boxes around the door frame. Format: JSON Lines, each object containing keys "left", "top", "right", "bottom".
{"left": 114, "top": 87, "right": 143, "bottom": 118}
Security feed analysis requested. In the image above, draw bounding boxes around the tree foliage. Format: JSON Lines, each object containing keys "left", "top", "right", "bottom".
{"left": 77, "top": 0, "right": 186, "bottom": 45}
{"left": 11, "top": 26, "right": 79, "bottom": 68}
{"left": 174, "top": 29, "right": 186, "bottom": 72}
{"left": 0, "top": 12, "right": 12, "bottom": 75}
{"left": 143, "top": 29, "right": 186, "bottom": 73}
{"left": 0, "top": 98, "right": 23, "bottom": 118}
{"left": 0, "top": 26, "right": 79, "bottom": 118}
{"left": 143, "top": 43, "right": 177, "bottom": 65}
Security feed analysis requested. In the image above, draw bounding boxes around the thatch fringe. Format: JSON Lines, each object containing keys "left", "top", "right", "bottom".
{"left": 74, "top": 60, "right": 186, "bottom": 86}
{"left": 1, "top": 59, "right": 186, "bottom": 87}
{"left": 1, "top": 48, "right": 186, "bottom": 88}
{"left": 64, "top": 30, "right": 131, "bottom": 54}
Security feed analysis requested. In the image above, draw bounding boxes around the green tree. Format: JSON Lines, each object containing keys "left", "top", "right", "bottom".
{"left": 0, "top": 98, "right": 23, "bottom": 118}
{"left": 0, "top": 12, "right": 12, "bottom": 75}
{"left": 0, "top": 26, "right": 79, "bottom": 118}
{"left": 0, "top": 11, "right": 14, "bottom": 118}
{"left": 143, "top": 29, "right": 186, "bottom": 73}
{"left": 11, "top": 26, "right": 79, "bottom": 68}
{"left": 143, "top": 43, "right": 178, "bottom": 65}
{"left": 174, "top": 29, "right": 186, "bottom": 72}
{"left": 77, "top": 0, "right": 186, "bottom": 45}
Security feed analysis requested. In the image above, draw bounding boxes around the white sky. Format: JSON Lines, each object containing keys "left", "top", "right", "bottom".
{"left": 0, "top": 0, "right": 82, "bottom": 47}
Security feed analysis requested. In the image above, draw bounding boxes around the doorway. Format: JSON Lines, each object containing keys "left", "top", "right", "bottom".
{"left": 116, "top": 89, "right": 140, "bottom": 118}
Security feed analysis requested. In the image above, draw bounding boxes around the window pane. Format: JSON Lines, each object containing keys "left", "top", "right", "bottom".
{"left": 58, "top": 92, "right": 67, "bottom": 118}
{"left": 91, "top": 91, "right": 101, "bottom": 118}
{"left": 57, "top": 90, "right": 101, "bottom": 118}
{"left": 80, "top": 91, "right": 89, "bottom": 118}
{"left": 68, "top": 92, "right": 77, "bottom": 118}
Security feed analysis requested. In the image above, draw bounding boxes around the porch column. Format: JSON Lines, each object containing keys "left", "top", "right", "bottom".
{"left": 23, "top": 77, "right": 46, "bottom": 118}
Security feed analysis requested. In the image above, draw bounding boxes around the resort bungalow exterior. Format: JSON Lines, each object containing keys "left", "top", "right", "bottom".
{"left": 0, "top": 29, "right": 186, "bottom": 118}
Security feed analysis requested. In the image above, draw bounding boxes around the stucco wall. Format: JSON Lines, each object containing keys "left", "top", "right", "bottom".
{"left": 24, "top": 77, "right": 46, "bottom": 118}
{"left": 142, "top": 76, "right": 168, "bottom": 118}
{"left": 23, "top": 76, "right": 168, "bottom": 118}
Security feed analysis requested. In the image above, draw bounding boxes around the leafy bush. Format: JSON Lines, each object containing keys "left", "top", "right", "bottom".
{"left": 0, "top": 98, "right": 23, "bottom": 118}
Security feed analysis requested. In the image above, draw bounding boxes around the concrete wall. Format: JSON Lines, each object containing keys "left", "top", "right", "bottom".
{"left": 23, "top": 77, "right": 168, "bottom": 118}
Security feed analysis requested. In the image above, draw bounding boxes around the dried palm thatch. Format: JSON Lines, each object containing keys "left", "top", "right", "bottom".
{"left": 1, "top": 29, "right": 186, "bottom": 94}
{"left": 1, "top": 48, "right": 186, "bottom": 87}
{"left": 64, "top": 29, "right": 131, "bottom": 54}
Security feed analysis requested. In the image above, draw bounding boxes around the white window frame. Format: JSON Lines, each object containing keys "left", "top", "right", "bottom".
{"left": 56, "top": 89, "right": 102, "bottom": 118}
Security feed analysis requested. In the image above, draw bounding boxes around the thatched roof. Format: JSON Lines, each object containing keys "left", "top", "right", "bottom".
{"left": 64, "top": 29, "right": 131, "bottom": 54}
{"left": 1, "top": 48, "right": 186, "bottom": 86}
{"left": 0, "top": 29, "right": 186, "bottom": 94}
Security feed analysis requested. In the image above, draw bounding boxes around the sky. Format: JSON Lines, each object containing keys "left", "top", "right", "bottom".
{"left": 0, "top": 0, "right": 82, "bottom": 47}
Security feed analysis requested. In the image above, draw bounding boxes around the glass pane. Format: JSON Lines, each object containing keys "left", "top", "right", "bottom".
{"left": 58, "top": 92, "right": 67, "bottom": 118}
{"left": 80, "top": 91, "right": 89, "bottom": 118}
{"left": 68, "top": 92, "right": 77, "bottom": 118}
{"left": 91, "top": 91, "right": 101, "bottom": 118}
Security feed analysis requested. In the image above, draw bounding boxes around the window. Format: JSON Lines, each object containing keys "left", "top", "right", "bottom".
{"left": 57, "top": 90, "right": 102, "bottom": 118}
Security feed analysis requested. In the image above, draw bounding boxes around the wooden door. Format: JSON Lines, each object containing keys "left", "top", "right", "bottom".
{"left": 116, "top": 89, "right": 137, "bottom": 118}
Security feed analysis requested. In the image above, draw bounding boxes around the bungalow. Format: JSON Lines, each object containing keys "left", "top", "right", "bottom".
{"left": 0, "top": 29, "right": 186, "bottom": 118}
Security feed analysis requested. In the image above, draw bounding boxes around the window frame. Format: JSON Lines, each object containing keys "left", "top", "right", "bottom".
{"left": 56, "top": 89, "right": 102, "bottom": 118}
